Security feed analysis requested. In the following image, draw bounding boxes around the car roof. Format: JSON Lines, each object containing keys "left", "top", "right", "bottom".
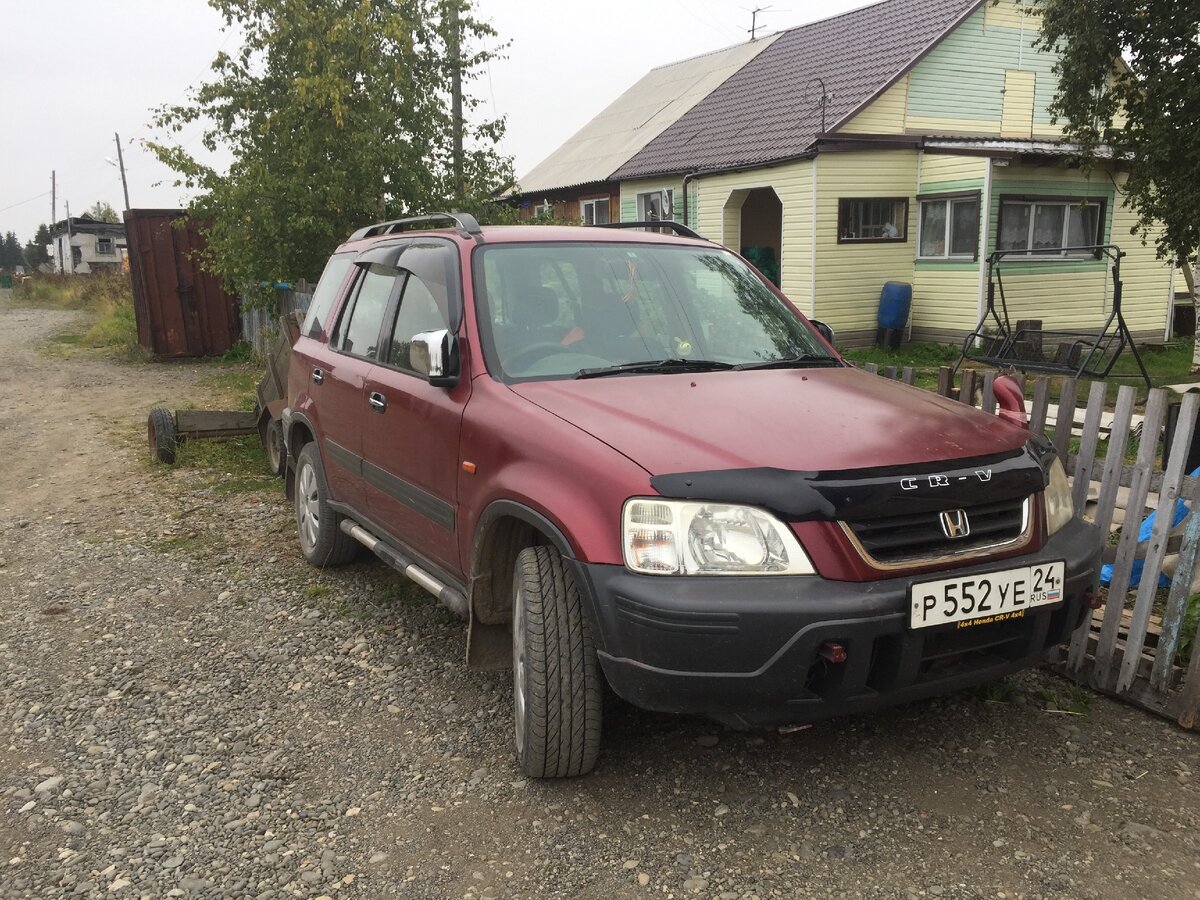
{"left": 336, "top": 224, "right": 713, "bottom": 255}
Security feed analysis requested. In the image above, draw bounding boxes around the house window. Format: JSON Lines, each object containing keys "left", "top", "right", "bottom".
{"left": 532, "top": 201, "right": 553, "bottom": 218}
{"left": 918, "top": 194, "right": 980, "bottom": 259}
{"left": 581, "top": 198, "right": 610, "bottom": 226}
{"left": 637, "top": 190, "right": 674, "bottom": 222}
{"left": 96, "top": 237, "right": 114, "bottom": 255}
{"left": 997, "top": 197, "right": 1105, "bottom": 256}
{"left": 837, "top": 198, "right": 908, "bottom": 243}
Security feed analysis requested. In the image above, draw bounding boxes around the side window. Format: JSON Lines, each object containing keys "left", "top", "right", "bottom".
{"left": 338, "top": 265, "right": 397, "bottom": 358}
{"left": 384, "top": 241, "right": 458, "bottom": 373}
{"left": 301, "top": 253, "right": 354, "bottom": 339}
{"left": 388, "top": 276, "right": 448, "bottom": 372}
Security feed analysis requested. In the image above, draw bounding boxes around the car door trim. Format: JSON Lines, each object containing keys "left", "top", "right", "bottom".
{"left": 361, "top": 459, "right": 456, "bottom": 531}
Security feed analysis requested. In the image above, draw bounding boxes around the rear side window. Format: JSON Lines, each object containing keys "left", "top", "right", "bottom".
{"left": 337, "top": 265, "right": 398, "bottom": 359}
{"left": 301, "top": 253, "right": 355, "bottom": 339}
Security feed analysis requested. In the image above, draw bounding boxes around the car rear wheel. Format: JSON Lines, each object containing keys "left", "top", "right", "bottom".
{"left": 512, "top": 545, "right": 602, "bottom": 778}
{"left": 295, "top": 442, "right": 359, "bottom": 567}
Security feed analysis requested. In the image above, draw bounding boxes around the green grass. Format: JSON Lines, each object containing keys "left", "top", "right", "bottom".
{"left": 170, "top": 433, "right": 276, "bottom": 494}
{"left": 200, "top": 369, "right": 260, "bottom": 411}
{"left": 18, "top": 273, "right": 150, "bottom": 362}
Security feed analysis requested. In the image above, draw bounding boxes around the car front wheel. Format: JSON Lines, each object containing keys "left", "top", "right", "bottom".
{"left": 512, "top": 545, "right": 602, "bottom": 778}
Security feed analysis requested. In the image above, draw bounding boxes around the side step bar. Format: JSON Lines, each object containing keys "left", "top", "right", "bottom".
{"left": 339, "top": 519, "right": 469, "bottom": 619}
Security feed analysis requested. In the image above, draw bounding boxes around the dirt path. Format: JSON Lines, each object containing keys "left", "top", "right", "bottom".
{"left": 0, "top": 295, "right": 1197, "bottom": 900}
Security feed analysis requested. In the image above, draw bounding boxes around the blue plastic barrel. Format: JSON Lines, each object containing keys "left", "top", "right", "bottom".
{"left": 877, "top": 282, "right": 912, "bottom": 330}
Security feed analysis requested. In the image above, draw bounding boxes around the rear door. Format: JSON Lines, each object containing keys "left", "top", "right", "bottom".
{"left": 362, "top": 239, "right": 470, "bottom": 575}
{"left": 318, "top": 261, "right": 403, "bottom": 512}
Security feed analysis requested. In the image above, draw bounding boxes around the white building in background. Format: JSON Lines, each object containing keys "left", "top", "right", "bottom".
{"left": 50, "top": 215, "right": 127, "bottom": 275}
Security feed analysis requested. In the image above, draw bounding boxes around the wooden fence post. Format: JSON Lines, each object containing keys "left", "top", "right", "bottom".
{"left": 937, "top": 367, "right": 953, "bottom": 398}
{"left": 1093, "top": 389, "right": 1167, "bottom": 689}
{"left": 1029, "top": 377, "right": 1051, "bottom": 436}
{"left": 1068, "top": 384, "right": 1137, "bottom": 673}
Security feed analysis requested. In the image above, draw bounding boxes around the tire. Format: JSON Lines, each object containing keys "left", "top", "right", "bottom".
{"left": 512, "top": 545, "right": 602, "bottom": 778}
{"left": 147, "top": 407, "right": 177, "bottom": 465}
{"left": 264, "top": 418, "right": 286, "bottom": 478}
{"left": 294, "top": 442, "right": 359, "bottom": 567}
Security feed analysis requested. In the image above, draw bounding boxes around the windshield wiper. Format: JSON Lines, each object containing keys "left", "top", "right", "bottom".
{"left": 575, "top": 358, "right": 736, "bottom": 379}
{"left": 732, "top": 355, "right": 845, "bottom": 371}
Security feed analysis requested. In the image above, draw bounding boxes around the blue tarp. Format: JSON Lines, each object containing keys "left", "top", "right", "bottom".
{"left": 1100, "top": 465, "right": 1200, "bottom": 589}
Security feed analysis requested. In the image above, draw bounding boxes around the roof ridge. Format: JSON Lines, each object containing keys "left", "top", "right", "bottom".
{"left": 767, "top": 0, "right": 892, "bottom": 38}
{"left": 646, "top": 33, "right": 779, "bottom": 72}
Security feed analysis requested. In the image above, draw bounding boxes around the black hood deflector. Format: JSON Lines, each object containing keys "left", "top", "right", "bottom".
{"left": 648, "top": 441, "right": 1054, "bottom": 523}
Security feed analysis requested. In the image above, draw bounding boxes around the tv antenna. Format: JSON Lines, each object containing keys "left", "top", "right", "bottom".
{"left": 747, "top": 5, "right": 771, "bottom": 40}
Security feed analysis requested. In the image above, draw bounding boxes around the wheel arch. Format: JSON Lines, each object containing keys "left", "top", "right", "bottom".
{"left": 284, "top": 412, "right": 317, "bottom": 501}
{"left": 469, "top": 500, "right": 576, "bottom": 628}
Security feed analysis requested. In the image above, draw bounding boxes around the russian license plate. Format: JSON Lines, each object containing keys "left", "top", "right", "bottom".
{"left": 910, "top": 561, "right": 1066, "bottom": 630}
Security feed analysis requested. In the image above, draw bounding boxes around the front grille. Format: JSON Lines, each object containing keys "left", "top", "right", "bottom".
{"left": 844, "top": 496, "right": 1030, "bottom": 567}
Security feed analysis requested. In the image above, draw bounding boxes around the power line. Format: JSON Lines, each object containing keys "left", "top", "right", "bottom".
{"left": 0, "top": 190, "right": 52, "bottom": 215}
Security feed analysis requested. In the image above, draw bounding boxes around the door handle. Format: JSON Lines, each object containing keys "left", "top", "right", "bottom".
{"left": 368, "top": 392, "right": 387, "bottom": 412}
{"left": 312, "top": 367, "right": 324, "bottom": 385}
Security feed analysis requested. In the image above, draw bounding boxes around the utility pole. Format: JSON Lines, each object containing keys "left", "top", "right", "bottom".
{"left": 748, "top": 5, "right": 771, "bottom": 40}
{"left": 51, "top": 170, "right": 56, "bottom": 227}
{"left": 64, "top": 200, "right": 72, "bottom": 275}
{"left": 114, "top": 132, "right": 131, "bottom": 211}
{"left": 449, "top": 0, "right": 465, "bottom": 203}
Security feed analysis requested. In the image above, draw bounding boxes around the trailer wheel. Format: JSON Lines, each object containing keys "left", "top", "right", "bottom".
{"left": 265, "top": 418, "right": 286, "bottom": 478}
{"left": 147, "top": 408, "right": 177, "bottom": 465}
{"left": 512, "top": 545, "right": 603, "bottom": 778}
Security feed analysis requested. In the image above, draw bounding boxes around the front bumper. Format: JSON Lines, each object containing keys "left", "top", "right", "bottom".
{"left": 576, "top": 517, "right": 1100, "bottom": 728}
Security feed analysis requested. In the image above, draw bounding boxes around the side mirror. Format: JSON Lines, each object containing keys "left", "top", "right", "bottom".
{"left": 810, "top": 319, "right": 835, "bottom": 346}
{"left": 410, "top": 329, "right": 460, "bottom": 388}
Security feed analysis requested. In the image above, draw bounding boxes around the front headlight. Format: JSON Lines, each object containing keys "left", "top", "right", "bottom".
{"left": 1044, "top": 457, "right": 1074, "bottom": 536}
{"left": 622, "top": 498, "right": 815, "bottom": 576}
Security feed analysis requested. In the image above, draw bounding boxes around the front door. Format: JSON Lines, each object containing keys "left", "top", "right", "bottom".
{"left": 361, "top": 240, "right": 470, "bottom": 577}
{"left": 319, "top": 262, "right": 401, "bottom": 512}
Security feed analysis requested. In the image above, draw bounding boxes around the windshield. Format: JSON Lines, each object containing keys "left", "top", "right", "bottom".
{"left": 473, "top": 242, "right": 835, "bottom": 381}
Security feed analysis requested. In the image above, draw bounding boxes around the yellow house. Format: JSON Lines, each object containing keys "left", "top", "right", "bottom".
{"left": 601, "top": 0, "right": 1174, "bottom": 348}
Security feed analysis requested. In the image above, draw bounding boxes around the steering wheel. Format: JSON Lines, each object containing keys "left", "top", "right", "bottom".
{"left": 505, "top": 341, "right": 575, "bottom": 370}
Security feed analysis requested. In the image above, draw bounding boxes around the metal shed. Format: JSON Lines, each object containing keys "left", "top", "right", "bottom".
{"left": 124, "top": 209, "right": 241, "bottom": 358}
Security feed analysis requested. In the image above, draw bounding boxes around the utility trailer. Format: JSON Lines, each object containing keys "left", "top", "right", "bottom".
{"left": 146, "top": 311, "right": 302, "bottom": 474}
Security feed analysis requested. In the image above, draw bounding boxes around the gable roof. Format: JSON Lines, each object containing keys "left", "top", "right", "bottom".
{"left": 612, "top": 0, "right": 984, "bottom": 180}
{"left": 514, "top": 37, "right": 780, "bottom": 195}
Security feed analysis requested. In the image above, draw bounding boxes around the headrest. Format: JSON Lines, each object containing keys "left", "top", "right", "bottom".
{"left": 511, "top": 286, "right": 559, "bottom": 329}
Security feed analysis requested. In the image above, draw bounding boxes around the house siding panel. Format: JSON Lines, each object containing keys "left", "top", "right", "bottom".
{"left": 906, "top": 2, "right": 1060, "bottom": 137}
{"left": 812, "top": 150, "right": 918, "bottom": 334}
{"left": 1000, "top": 70, "right": 1036, "bottom": 138}
{"left": 982, "top": 164, "right": 1170, "bottom": 336}
{"left": 840, "top": 76, "right": 909, "bottom": 135}
{"left": 913, "top": 153, "right": 987, "bottom": 336}
{"left": 692, "top": 161, "right": 814, "bottom": 310}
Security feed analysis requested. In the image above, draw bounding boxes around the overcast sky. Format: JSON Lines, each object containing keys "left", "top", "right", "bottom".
{"left": 0, "top": 0, "right": 877, "bottom": 243}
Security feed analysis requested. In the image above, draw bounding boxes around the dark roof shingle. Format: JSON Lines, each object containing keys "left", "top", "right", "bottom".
{"left": 611, "top": 0, "right": 983, "bottom": 179}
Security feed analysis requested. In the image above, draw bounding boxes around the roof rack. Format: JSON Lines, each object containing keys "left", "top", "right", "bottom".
{"left": 347, "top": 212, "right": 483, "bottom": 241}
{"left": 595, "top": 221, "right": 705, "bottom": 240}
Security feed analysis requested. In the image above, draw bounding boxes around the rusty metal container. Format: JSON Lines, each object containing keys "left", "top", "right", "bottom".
{"left": 124, "top": 209, "right": 241, "bottom": 358}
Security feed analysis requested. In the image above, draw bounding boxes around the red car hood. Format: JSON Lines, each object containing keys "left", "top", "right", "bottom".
{"left": 511, "top": 367, "right": 1030, "bottom": 476}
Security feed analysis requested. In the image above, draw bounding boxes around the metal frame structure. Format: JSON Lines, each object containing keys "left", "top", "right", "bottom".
{"left": 596, "top": 221, "right": 705, "bottom": 240}
{"left": 955, "top": 244, "right": 1151, "bottom": 392}
{"left": 347, "top": 212, "right": 483, "bottom": 241}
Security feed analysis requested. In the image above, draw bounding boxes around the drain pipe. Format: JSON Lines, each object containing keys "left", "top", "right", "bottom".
{"left": 681, "top": 172, "right": 699, "bottom": 230}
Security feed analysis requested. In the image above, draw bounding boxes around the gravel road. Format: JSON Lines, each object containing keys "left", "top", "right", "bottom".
{"left": 1, "top": 296, "right": 1198, "bottom": 900}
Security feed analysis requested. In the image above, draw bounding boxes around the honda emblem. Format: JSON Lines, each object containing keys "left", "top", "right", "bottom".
{"left": 939, "top": 509, "right": 971, "bottom": 540}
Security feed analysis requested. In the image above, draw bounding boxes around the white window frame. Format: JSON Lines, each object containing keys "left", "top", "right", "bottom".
{"left": 580, "top": 197, "right": 610, "bottom": 226}
{"left": 997, "top": 197, "right": 1105, "bottom": 259}
{"left": 917, "top": 194, "right": 980, "bottom": 260}
{"left": 532, "top": 201, "right": 553, "bottom": 218}
{"left": 96, "top": 237, "right": 115, "bottom": 255}
{"left": 636, "top": 189, "right": 674, "bottom": 222}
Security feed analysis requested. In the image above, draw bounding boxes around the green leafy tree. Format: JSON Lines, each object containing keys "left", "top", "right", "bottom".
{"left": 86, "top": 202, "right": 121, "bottom": 224}
{"left": 1031, "top": 0, "right": 1200, "bottom": 364}
{"left": 1, "top": 232, "right": 22, "bottom": 269}
{"left": 148, "top": 0, "right": 513, "bottom": 301}
{"left": 23, "top": 224, "right": 52, "bottom": 269}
